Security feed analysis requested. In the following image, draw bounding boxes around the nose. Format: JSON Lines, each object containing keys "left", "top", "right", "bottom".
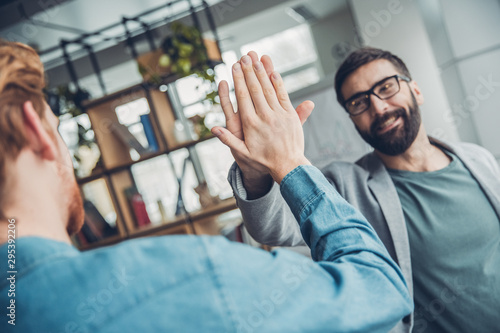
{"left": 368, "top": 93, "right": 390, "bottom": 116}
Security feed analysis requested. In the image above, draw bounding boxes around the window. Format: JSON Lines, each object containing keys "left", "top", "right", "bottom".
{"left": 240, "top": 24, "right": 318, "bottom": 73}
{"left": 239, "top": 24, "right": 322, "bottom": 94}
{"left": 130, "top": 151, "right": 202, "bottom": 224}
{"left": 282, "top": 67, "right": 321, "bottom": 94}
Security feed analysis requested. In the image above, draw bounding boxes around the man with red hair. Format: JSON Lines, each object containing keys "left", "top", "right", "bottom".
{"left": 0, "top": 40, "right": 411, "bottom": 332}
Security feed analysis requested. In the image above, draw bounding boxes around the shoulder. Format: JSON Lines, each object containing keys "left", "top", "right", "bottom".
{"left": 433, "top": 137, "right": 492, "bottom": 159}
{"left": 319, "top": 153, "right": 378, "bottom": 180}
{"left": 80, "top": 235, "right": 211, "bottom": 269}
{"left": 452, "top": 140, "right": 490, "bottom": 154}
{"left": 444, "top": 140, "right": 498, "bottom": 173}
{"left": 433, "top": 138, "right": 500, "bottom": 176}
{"left": 318, "top": 153, "right": 379, "bottom": 194}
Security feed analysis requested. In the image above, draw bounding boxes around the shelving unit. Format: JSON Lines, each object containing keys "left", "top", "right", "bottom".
{"left": 51, "top": 0, "right": 243, "bottom": 250}
{"left": 79, "top": 198, "right": 237, "bottom": 251}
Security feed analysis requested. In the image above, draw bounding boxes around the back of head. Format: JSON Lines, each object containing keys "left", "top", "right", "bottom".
{"left": 334, "top": 47, "right": 411, "bottom": 106}
{"left": 0, "top": 40, "right": 46, "bottom": 218}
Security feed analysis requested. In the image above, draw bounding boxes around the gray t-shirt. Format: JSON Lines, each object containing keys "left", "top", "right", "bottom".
{"left": 388, "top": 152, "right": 500, "bottom": 333}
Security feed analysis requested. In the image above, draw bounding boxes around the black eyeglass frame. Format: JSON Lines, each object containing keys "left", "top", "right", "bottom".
{"left": 343, "top": 74, "right": 411, "bottom": 116}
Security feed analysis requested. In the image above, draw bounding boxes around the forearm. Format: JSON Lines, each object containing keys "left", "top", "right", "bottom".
{"left": 278, "top": 165, "right": 412, "bottom": 329}
{"left": 219, "top": 165, "right": 412, "bottom": 332}
{"left": 281, "top": 165, "right": 400, "bottom": 264}
{"left": 228, "top": 163, "right": 305, "bottom": 246}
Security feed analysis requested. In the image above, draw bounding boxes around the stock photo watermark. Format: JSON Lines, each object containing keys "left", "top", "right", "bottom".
{"left": 5, "top": 0, "right": 64, "bottom": 43}
{"left": 413, "top": 277, "right": 469, "bottom": 333}
{"left": 443, "top": 74, "right": 500, "bottom": 128}
{"left": 58, "top": 268, "right": 135, "bottom": 333}
{"left": 6, "top": 218, "right": 17, "bottom": 326}
{"left": 212, "top": 0, "right": 244, "bottom": 22}
{"left": 235, "top": 256, "right": 314, "bottom": 333}
{"left": 333, "top": 0, "right": 405, "bottom": 60}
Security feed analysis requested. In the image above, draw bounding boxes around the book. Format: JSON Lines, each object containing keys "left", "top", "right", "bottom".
{"left": 81, "top": 200, "right": 118, "bottom": 242}
{"left": 124, "top": 187, "right": 151, "bottom": 228}
{"left": 72, "top": 232, "right": 87, "bottom": 247}
{"left": 110, "top": 122, "right": 149, "bottom": 157}
{"left": 80, "top": 221, "right": 100, "bottom": 244}
{"left": 140, "top": 114, "right": 159, "bottom": 152}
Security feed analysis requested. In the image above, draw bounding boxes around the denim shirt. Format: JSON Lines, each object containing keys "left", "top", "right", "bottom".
{"left": 0, "top": 165, "right": 412, "bottom": 332}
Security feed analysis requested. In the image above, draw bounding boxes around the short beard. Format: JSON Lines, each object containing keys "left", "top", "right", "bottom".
{"left": 55, "top": 149, "right": 84, "bottom": 236}
{"left": 355, "top": 93, "right": 421, "bottom": 156}
{"left": 66, "top": 178, "right": 84, "bottom": 236}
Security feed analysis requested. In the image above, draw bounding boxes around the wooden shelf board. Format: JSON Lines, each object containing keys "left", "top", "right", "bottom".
{"left": 76, "top": 135, "right": 218, "bottom": 185}
{"left": 82, "top": 82, "right": 148, "bottom": 109}
{"left": 128, "top": 197, "right": 237, "bottom": 238}
{"left": 128, "top": 214, "right": 190, "bottom": 238}
{"left": 81, "top": 60, "right": 223, "bottom": 110}
{"left": 76, "top": 198, "right": 238, "bottom": 250}
{"left": 78, "top": 234, "right": 123, "bottom": 251}
{"left": 190, "top": 198, "right": 237, "bottom": 222}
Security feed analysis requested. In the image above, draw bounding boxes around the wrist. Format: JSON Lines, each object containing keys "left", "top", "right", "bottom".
{"left": 242, "top": 173, "right": 273, "bottom": 200}
{"left": 270, "top": 157, "right": 311, "bottom": 184}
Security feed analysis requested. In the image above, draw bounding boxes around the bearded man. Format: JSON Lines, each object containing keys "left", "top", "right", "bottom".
{"left": 0, "top": 41, "right": 413, "bottom": 332}
{"left": 227, "top": 48, "right": 500, "bottom": 333}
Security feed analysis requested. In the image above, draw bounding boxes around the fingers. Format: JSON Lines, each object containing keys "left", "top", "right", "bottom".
{"left": 247, "top": 51, "right": 259, "bottom": 63}
{"left": 218, "top": 80, "right": 234, "bottom": 116}
{"left": 240, "top": 55, "right": 270, "bottom": 113}
{"left": 245, "top": 52, "right": 281, "bottom": 109}
{"left": 252, "top": 60, "right": 282, "bottom": 110}
{"left": 232, "top": 61, "right": 256, "bottom": 121}
{"left": 295, "top": 100, "right": 315, "bottom": 125}
{"left": 270, "top": 72, "right": 294, "bottom": 112}
{"left": 218, "top": 80, "right": 244, "bottom": 139}
{"left": 212, "top": 126, "right": 248, "bottom": 155}
{"left": 246, "top": 51, "right": 274, "bottom": 77}
{"left": 261, "top": 55, "right": 275, "bottom": 77}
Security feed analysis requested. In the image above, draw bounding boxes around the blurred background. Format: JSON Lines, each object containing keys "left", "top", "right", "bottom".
{"left": 1, "top": 0, "right": 499, "bottom": 248}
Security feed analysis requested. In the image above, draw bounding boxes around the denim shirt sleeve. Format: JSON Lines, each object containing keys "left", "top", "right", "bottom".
{"left": 211, "top": 165, "right": 413, "bottom": 333}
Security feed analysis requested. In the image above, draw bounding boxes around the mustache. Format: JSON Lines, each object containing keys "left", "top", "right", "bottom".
{"left": 370, "top": 108, "right": 406, "bottom": 135}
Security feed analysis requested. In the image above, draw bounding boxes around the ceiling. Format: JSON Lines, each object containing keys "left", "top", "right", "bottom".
{"left": 0, "top": 0, "right": 347, "bottom": 53}
{"left": 217, "top": 0, "right": 348, "bottom": 50}
{"left": 0, "top": 0, "right": 348, "bottom": 90}
{"left": 0, "top": 0, "right": 223, "bottom": 56}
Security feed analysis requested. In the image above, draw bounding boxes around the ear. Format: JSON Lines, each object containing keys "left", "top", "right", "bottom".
{"left": 409, "top": 80, "right": 424, "bottom": 106}
{"left": 22, "top": 101, "right": 57, "bottom": 161}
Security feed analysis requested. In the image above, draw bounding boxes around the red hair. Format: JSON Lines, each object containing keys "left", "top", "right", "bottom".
{"left": 0, "top": 40, "right": 47, "bottom": 218}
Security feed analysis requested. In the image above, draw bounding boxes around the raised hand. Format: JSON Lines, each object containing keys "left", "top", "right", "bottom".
{"left": 212, "top": 53, "right": 313, "bottom": 184}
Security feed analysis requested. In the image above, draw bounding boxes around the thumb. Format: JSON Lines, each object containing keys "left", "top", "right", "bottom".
{"left": 295, "top": 100, "right": 314, "bottom": 125}
{"left": 212, "top": 126, "right": 249, "bottom": 155}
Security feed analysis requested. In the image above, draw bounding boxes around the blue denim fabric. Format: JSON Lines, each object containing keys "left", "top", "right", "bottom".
{"left": 0, "top": 165, "right": 411, "bottom": 332}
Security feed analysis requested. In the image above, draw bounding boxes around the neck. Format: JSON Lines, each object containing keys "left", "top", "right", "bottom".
{"left": 0, "top": 207, "right": 72, "bottom": 245}
{"left": 376, "top": 127, "right": 451, "bottom": 172}
{"left": 0, "top": 150, "right": 72, "bottom": 246}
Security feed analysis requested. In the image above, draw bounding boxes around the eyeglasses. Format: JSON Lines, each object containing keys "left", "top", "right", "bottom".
{"left": 344, "top": 74, "right": 411, "bottom": 116}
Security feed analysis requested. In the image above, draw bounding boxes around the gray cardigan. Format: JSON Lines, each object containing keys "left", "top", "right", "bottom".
{"left": 228, "top": 138, "right": 500, "bottom": 333}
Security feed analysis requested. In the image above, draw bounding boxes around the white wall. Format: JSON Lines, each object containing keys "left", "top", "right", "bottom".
{"left": 349, "top": 0, "right": 460, "bottom": 143}
{"left": 290, "top": 74, "right": 371, "bottom": 167}
{"left": 290, "top": 5, "right": 372, "bottom": 166}
{"left": 309, "top": 6, "right": 357, "bottom": 76}
{"left": 433, "top": 0, "right": 500, "bottom": 163}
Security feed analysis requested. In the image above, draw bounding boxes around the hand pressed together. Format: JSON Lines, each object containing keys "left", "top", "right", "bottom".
{"left": 212, "top": 52, "right": 314, "bottom": 184}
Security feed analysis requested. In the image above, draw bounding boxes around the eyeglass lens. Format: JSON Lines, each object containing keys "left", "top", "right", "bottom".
{"left": 347, "top": 76, "right": 400, "bottom": 115}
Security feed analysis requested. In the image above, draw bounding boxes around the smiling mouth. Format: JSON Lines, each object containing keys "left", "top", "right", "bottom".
{"left": 377, "top": 115, "right": 401, "bottom": 134}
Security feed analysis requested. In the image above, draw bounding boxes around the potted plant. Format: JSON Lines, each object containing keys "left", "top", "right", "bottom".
{"left": 137, "top": 21, "right": 221, "bottom": 104}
